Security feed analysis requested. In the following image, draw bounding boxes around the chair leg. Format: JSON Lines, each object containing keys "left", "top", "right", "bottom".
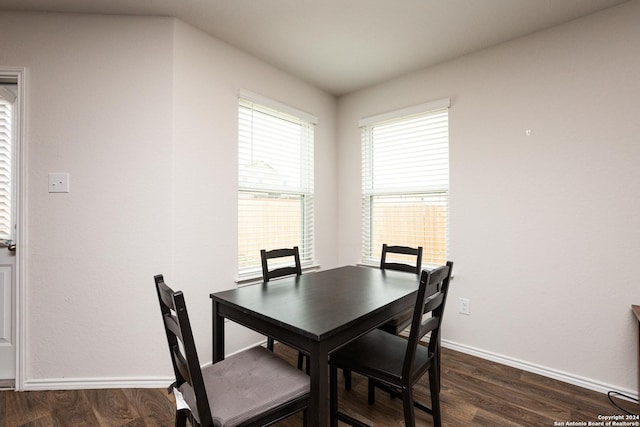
{"left": 401, "top": 387, "right": 416, "bottom": 427}
{"left": 437, "top": 337, "right": 442, "bottom": 392}
{"left": 330, "top": 364, "right": 339, "bottom": 427}
{"left": 298, "top": 352, "right": 311, "bottom": 375}
{"left": 367, "top": 379, "right": 376, "bottom": 404}
{"left": 267, "top": 337, "right": 274, "bottom": 351}
{"left": 343, "top": 369, "right": 352, "bottom": 390}
{"left": 175, "top": 409, "right": 188, "bottom": 427}
{"left": 429, "top": 363, "right": 442, "bottom": 427}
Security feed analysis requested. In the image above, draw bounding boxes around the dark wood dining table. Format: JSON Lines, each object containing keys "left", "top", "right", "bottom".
{"left": 210, "top": 265, "right": 422, "bottom": 427}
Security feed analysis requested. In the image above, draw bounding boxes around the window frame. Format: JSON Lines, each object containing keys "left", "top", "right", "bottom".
{"left": 0, "top": 85, "right": 16, "bottom": 243}
{"left": 237, "top": 91, "right": 316, "bottom": 280}
{"left": 360, "top": 98, "right": 451, "bottom": 268}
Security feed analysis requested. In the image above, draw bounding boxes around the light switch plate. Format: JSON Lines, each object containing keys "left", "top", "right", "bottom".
{"left": 48, "top": 173, "right": 70, "bottom": 193}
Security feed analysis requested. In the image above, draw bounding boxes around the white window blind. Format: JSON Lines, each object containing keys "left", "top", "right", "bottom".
{"left": 361, "top": 100, "right": 450, "bottom": 267}
{"left": 238, "top": 95, "right": 315, "bottom": 277}
{"left": 0, "top": 87, "right": 14, "bottom": 242}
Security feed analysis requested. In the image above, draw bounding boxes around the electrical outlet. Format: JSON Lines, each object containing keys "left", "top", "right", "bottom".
{"left": 48, "top": 173, "right": 70, "bottom": 193}
{"left": 459, "top": 297, "right": 470, "bottom": 315}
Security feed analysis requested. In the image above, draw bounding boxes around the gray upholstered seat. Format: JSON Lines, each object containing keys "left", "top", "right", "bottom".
{"left": 178, "top": 346, "right": 309, "bottom": 427}
{"left": 154, "top": 274, "right": 309, "bottom": 427}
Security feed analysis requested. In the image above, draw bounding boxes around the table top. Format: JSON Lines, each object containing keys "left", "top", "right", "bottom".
{"left": 211, "top": 265, "right": 421, "bottom": 342}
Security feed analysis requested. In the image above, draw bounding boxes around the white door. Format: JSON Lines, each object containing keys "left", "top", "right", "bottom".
{"left": 0, "top": 74, "right": 19, "bottom": 382}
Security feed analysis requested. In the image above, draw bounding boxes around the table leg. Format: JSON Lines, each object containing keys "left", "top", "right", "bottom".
{"left": 308, "top": 341, "right": 329, "bottom": 427}
{"left": 212, "top": 300, "right": 225, "bottom": 363}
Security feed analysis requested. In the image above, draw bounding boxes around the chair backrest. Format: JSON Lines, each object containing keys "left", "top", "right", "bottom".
{"left": 260, "top": 246, "right": 302, "bottom": 282}
{"left": 380, "top": 243, "right": 423, "bottom": 274}
{"left": 402, "top": 261, "right": 453, "bottom": 380}
{"left": 154, "top": 275, "right": 214, "bottom": 427}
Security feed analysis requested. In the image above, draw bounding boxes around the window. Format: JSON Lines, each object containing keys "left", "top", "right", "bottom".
{"left": 0, "top": 86, "right": 15, "bottom": 242}
{"left": 361, "top": 98, "right": 450, "bottom": 267}
{"left": 238, "top": 91, "right": 315, "bottom": 277}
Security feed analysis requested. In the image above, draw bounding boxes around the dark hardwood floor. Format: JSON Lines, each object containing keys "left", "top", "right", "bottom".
{"left": 0, "top": 387, "right": 175, "bottom": 426}
{"left": 1, "top": 345, "right": 636, "bottom": 426}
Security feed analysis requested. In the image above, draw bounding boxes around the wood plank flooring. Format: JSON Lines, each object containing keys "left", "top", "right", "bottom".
{"left": 1, "top": 387, "right": 176, "bottom": 426}
{"left": 1, "top": 345, "right": 636, "bottom": 426}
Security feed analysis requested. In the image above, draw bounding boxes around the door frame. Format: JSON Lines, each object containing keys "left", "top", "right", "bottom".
{"left": 0, "top": 66, "right": 26, "bottom": 390}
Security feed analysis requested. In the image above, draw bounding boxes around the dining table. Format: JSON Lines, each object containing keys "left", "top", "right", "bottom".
{"left": 210, "top": 265, "right": 423, "bottom": 427}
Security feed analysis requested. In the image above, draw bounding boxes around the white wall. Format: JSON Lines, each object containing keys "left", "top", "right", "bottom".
{"left": 0, "top": 12, "right": 175, "bottom": 386}
{"left": 337, "top": 0, "right": 640, "bottom": 395}
{"left": 170, "top": 20, "right": 338, "bottom": 364}
{"left": 0, "top": 12, "right": 338, "bottom": 388}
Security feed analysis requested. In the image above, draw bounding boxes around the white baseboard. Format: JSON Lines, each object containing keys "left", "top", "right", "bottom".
{"left": 21, "top": 342, "right": 268, "bottom": 391}
{"left": 20, "top": 340, "right": 636, "bottom": 401}
{"left": 442, "top": 339, "right": 638, "bottom": 400}
{"left": 22, "top": 376, "right": 173, "bottom": 391}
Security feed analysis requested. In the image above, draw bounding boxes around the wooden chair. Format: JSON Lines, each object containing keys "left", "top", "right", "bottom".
{"left": 377, "top": 244, "right": 424, "bottom": 335}
{"left": 380, "top": 243, "right": 423, "bottom": 274}
{"left": 343, "top": 244, "right": 423, "bottom": 390}
{"left": 260, "top": 246, "right": 302, "bottom": 282}
{"left": 329, "top": 261, "right": 453, "bottom": 427}
{"left": 260, "top": 247, "right": 309, "bottom": 373}
{"left": 154, "top": 274, "right": 309, "bottom": 427}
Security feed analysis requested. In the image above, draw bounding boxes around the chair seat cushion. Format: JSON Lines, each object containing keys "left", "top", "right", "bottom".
{"left": 178, "top": 346, "right": 309, "bottom": 427}
{"left": 330, "top": 329, "right": 432, "bottom": 386}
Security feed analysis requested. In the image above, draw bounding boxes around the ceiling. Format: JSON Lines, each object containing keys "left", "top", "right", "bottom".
{"left": 0, "top": 0, "right": 629, "bottom": 95}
